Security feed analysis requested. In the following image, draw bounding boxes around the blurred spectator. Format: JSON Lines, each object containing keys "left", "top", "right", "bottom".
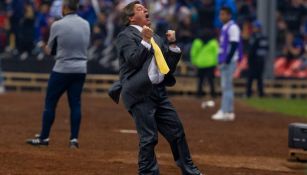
{"left": 0, "top": 0, "right": 305, "bottom": 79}
{"left": 196, "top": 0, "right": 215, "bottom": 30}
{"left": 276, "top": 13, "right": 288, "bottom": 55}
{"left": 34, "top": 2, "right": 52, "bottom": 60}
{"left": 49, "top": 0, "right": 62, "bottom": 19}
{"left": 7, "top": 0, "right": 26, "bottom": 53}
{"left": 214, "top": 0, "right": 237, "bottom": 28}
{"left": 301, "top": 44, "right": 307, "bottom": 70}
{"left": 176, "top": 6, "right": 195, "bottom": 62}
{"left": 236, "top": 0, "right": 255, "bottom": 24}
{"left": 283, "top": 32, "right": 304, "bottom": 61}
{"left": 88, "top": 11, "right": 107, "bottom": 60}
{"left": 246, "top": 20, "right": 268, "bottom": 98}
{"left": 0, "top": 1, "right": 9, "bottom": 52}
{"left": 190, "top": 29, "right": 218, "bottom": 98}
{"left": 35, "top": 2, "right": 51, "bottom": 43}
{"left": 18, "top": 3, "right": 35, "bottom": 60}
{"left": 78, "top": 0, "right": 97, "bottom": 29}
{"left": 282, "top": 0, "right": 306, "bottom": 35}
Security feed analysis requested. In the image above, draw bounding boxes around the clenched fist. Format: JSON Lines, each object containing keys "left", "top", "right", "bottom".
{"left": 142, "top": 26, "right": 153, "bottom": 43}
{"left": 166, "top": 30, "right": 176, "bottom": 43}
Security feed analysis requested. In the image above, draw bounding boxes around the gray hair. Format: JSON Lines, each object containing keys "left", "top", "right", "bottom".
{"left": 63, "top": 0, "right": 79, "bottom": 11}
{"left": 121, "top": 1, "right": 141, "bottom": 26}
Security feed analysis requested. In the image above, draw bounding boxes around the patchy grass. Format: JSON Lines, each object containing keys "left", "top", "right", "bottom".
{"left": 243, "top": 98, "right": 307, "bottom": 118}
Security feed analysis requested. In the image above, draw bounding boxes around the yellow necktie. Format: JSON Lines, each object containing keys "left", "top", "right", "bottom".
{"left": 150, "top": 38, "right": 170, "bottom": 75}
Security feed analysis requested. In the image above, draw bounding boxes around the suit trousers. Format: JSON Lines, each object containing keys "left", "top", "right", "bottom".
{"left": 40, "top": 71, "right": 86, "bottom": 140}
{"left": 130, "top": 85, "right": 201, "bottom": 175}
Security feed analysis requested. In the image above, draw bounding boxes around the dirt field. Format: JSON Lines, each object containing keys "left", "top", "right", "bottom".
{"left": 0, "top": 93, "right": 306, "bottom": 175}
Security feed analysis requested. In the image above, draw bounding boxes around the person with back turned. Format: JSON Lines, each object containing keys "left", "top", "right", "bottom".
{"left": 26, "top": 0, "right": 90, "bottom": 148}
{"left": 108, "top": 1, "right": 203, "bottom": 174}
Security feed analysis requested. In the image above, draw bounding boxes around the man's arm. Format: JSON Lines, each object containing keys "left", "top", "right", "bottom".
{"left": 164, "top": 30, "right": 181, "bottom": 73}
{"left": 225, "top": 41, "right": 238, "bottom": 64}
{"left": 45, "top": 23, "right": 58, "bottom": 56}
{"left": 165, "top": 45, "right": 181, "bottom": 73}
{"left": 225, "top": 24, "right": 240, "bottom": 64}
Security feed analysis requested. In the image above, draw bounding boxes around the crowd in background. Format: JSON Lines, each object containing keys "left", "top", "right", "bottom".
{"left": 275, "top": 0, "right": 307, "bottom": 78}
{"left": 0, "top": 0, "right": 306, "bottom": 77}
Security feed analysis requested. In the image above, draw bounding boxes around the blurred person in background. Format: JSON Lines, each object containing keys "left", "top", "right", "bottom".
{"left": 212, "top": 6, "right": 242, "bottom": 122}
{"left": 34, "top": 2, "right": 52, "bottom": 60}
{"left": 18, "top": 3, "right": 35, "bottom": 60}
{"left": 246, "top": 20, "right": 268, "bottom": 98}
{"left": 0, "top": 0, "right": 9, "bottom": 52}
{"left": 49, "top": 0, "right": 63, "bottom": 19}
{"left": 26, "top": 0, "right": 91, "bottom": 148}
{"left": 276, "top": 13, "right": 288, "bottom": 56}
{"left": 148, "top": 0, "right": 173, "bottom": 37}
{"left": 78, "top": 0, "right": 97, "bottom": 29}
{"left": 177, "top": 6, "right": 195, "bottom": 62}
{"left": 283, "top": 0, "right": 306, "bottom": 35}
{"left": 0, "top": 0, "right": 9, "bottom": 93}
{"left": 304, "top": 20, "right": 307, "bottom": 62}
{"left": 283, "top": 32, "right": 305, "bottom": 62}
{"left": 214, "top": 0, "right": 237, "bottom": 28}
{"left": 6, "top": 0, "right": 25, "bottom": 54}
{"left": 88, "top": 11, "right": 107, "bottom": 60}
{"left": 190, "top": 29, "right": 218, "bottom": 99}
{"left": 236, "top": 0, "right": 256, "bottom": 24}
{"left": 196, "top": 0, "right": 215, "bottom": 30}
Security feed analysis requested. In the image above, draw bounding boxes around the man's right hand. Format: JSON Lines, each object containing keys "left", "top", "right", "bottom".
{"left": 142, "top": 26, "right": 153, "bottom": 44}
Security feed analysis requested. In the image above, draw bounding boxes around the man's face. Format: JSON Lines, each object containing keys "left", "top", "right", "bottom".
{"left": 129, "top": 4, "right": 151, "bottom": 27}
{"left": 219, "top": 10, "right": 231, "bottom": 24}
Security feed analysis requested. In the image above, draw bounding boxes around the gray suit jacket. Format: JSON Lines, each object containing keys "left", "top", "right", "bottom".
{"left": 109, "top": 26, "right": 181, "bottom": 110}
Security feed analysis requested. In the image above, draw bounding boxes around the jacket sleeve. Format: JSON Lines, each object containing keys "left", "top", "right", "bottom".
{"left": 225, "top": 41, "right": 238, "bottom": 64}
{"left": 47, "top": 22, "right": 58, "bottom": 56}
{"left": 117, "top": 32, "right": 151, "bottom": 70}
{"left": 163, "top": 44, "right": 182, "bottom": 74}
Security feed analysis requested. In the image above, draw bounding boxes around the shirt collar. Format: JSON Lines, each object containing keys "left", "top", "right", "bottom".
{"left": 64, "top": 13, "right": 77, "bottom": 18}
{"left": 130, "top": 25, "right": 143, "bottom": 32}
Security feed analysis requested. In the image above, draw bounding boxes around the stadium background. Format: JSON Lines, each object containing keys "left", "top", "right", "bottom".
{"left": 0, "top": 0, "right": 306, "bottom": 77}
{"left": 0, "top": 0, "right": 306, "bottom": 175}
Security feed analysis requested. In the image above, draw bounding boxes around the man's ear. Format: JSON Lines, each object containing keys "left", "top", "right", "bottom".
{"left": 129, "top": 16, "right": 134, "bottom": 23}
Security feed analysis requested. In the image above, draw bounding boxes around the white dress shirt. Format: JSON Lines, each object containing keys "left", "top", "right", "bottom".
{"left": 130, "top": 25, "right": 181, "bottom": 84}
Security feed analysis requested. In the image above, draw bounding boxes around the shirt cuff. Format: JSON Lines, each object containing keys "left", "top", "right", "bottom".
{"left": 169, "top": 46, "right": 181, "bottom": 53}
{"left": 141, "top": 40, "right": 151, "bottom": 50}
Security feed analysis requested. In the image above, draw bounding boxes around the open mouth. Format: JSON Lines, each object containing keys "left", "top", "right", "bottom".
{"left": 145, "top": 14, "right": 149, "bottom": 19}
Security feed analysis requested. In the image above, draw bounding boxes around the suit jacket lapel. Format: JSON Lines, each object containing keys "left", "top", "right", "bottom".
{"left": 128, "top": 26, "right": 142, "bottom": 40}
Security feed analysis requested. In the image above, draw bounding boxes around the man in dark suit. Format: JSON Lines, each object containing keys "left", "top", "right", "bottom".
{"left": 109, "top": 1, "right": 203, "bottom": 175}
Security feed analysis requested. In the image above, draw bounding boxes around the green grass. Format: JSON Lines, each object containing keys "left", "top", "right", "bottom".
{"left": 243, "top": 98, "right": 307, "bottom": 118}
